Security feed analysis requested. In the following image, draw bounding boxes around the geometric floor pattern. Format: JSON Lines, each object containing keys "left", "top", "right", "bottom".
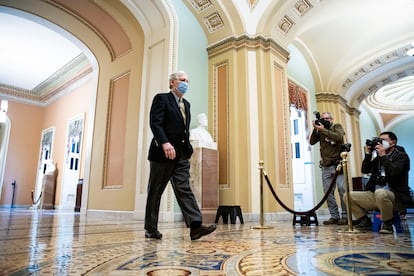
{"left": 0, "top": 209, "right": 413, "bottom": 275}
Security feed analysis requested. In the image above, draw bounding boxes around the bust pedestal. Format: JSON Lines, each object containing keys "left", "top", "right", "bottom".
{"left": 189, "top": 143, "right": 219, "bottom": 224}
{"left": 41, "top": 169, "right": 58, "bottom": 209}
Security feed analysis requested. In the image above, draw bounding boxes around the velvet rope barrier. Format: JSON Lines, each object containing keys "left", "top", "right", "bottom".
{"left": 264, "top": 169, "right": 340, "bottom": 215}
{"left": 31, "top": 190, "right": 42, "bottom": 205}
{"left": 262, "top": 161, "right": 343, "bottom": 224}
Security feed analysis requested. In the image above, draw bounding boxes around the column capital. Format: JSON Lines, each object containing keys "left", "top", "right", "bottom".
{"left": 207, "top": 34, "right": 289, "bottom": 61}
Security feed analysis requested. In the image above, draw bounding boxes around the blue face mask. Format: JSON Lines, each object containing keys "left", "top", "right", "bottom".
{"left": 177, "top": 82, "right": 188, "bottom": 94}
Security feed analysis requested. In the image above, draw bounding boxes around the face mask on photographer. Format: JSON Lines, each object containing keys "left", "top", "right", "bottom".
{"left": 382, "top": 140, "right": 391, "bottom": 150}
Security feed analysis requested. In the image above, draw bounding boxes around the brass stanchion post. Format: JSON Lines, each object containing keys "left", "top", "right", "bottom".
{"left": 337, "top": 151, "right": 359, "bottom": 233}
{"left": 253, "top": 160, "right": 273, "bottom": 229}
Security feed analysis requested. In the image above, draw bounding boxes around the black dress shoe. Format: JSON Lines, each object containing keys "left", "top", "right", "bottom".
{"left": 354, "top": 216, "right": 372, "bottom": 231}
{"left": 145, "top": 230, "right": 162, "bottom": 239}
{"left": 190, "top": 224, "right": 216, "bottom": 240}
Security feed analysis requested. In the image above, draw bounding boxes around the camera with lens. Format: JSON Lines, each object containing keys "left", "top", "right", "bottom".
{"left": 313, "top": 111, "right": 331, "bottom": 129}
{"left": 341, "top": 143, "right": 352, "bottom": 152}
{"left": 366, "top": 172, "right": 387, "bottom": 191}
{"left": 365, "top": 137, "right": 383, "bottom": 148}
{"left": 370, "top": 174, "right": 387, "bottom": 186}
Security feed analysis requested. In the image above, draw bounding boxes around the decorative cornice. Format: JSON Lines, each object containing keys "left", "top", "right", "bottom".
{"left": 0, "top": 84, "right": 38, "bottom": 101}
{"left": 315, "top": 92, "right": 347, "bottom": 106}
{"left": 0, "top": 54, "right": 92, "bottom": 105}
{"left": 33, "top": 54, "right": 90, "bottom": 94}
{"left": 207, "top": 34, "right": 289, "bottom": 61}
{"left": 347, "top": 106, "right": 361, "bottom": 116}
{"left": 40, "top": 66, "right": 93, "bottom": 103}
{"left": 316, "top": 92, "right": 359, "bottom": 116}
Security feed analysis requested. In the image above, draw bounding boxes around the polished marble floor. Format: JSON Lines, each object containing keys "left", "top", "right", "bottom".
{"left": 0, "top": 208, "right": 413, "bottom": 275}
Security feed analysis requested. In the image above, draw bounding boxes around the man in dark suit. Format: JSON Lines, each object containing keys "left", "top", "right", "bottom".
{"left": 144, "top": 70, "right": 216, "bottom": 240}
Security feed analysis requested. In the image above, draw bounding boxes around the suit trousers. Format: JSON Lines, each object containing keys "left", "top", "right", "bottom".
{"left": 144, "top": 158, "right": 202, "bottom": 232}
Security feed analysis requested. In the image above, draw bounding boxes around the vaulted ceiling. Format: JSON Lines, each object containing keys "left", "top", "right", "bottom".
{"left": 0, "top": 0, "right": 413, "bottom": 129}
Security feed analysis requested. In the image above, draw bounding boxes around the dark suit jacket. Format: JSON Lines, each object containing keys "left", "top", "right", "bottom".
{"left": 148, "top": 92, "right": 193, "bottom": 162}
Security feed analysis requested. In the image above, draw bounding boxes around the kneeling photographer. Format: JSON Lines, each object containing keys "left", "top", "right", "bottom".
{"left": 345, "top": 131, "right": 410, "bottom": 234}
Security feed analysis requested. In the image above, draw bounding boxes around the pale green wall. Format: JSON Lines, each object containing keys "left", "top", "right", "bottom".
{"left": 172, "top": 0, "right": 208, "bottom": 214}
{"left": 173, "top": 0, "right": 208, "bottom": 130}
{"left": 391, "top": 118, "right": 414, "bottom": 191}
{"left": 287, "top": 45, "right": 316, "bottom": 92}
{"left": 286, "top": 44, "right": 325, "bottom": 205}
{"left": 358, "top": 105, "right": 379, "bottom": 154}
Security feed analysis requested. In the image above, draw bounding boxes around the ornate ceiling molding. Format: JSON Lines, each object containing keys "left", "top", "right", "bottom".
{"left": 0, "top": 54, "right": 92, "bottom": 105}
{"left": 277, "top": 0, "right": 313, "bottom": 35}
{"left": 356, "top": 68, "right": 414, "bottom": 106}
{"left": 278, "top": 16, "right": 295, "bottom": 35}
{"left": 186, "top": 0, "right": 225, "bottom": 34}
{"left": 203, "top": 12, "right": 224, "bottom": 33}
{"left": 364, "top": 75, "right": 414, "bottom": 111}
{"left": 187, "top": 0, "right": 213, "bottom": 13}
{"left": 342, "top": 45, "right": 413, "bottom": 92}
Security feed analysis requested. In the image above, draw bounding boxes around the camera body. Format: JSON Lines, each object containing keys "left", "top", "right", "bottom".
{"left": 369, "top": 174, "right": 387, "bottom": 187}
{"left": 366, "top": 172, "right": 387, "bottom": 191}
{"left": 341, "top": 143, "right": 352, "bottom": 152}
{"left": 365, "top": 137, "right": 383, "bottom": 148}
{"left": 313, "top": 111, "right": 331, "bottom": 129}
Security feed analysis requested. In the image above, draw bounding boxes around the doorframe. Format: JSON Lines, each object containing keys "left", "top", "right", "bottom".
{"left": 33, "top": 126, "right": 55, "bottom": 208}
{"left": 58, "top": 113, "right": 84, "bottom": 210}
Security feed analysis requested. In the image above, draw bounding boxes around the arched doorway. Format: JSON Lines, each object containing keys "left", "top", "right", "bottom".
{"left": 0, "top": 5, "right": 99, "bottom": 210}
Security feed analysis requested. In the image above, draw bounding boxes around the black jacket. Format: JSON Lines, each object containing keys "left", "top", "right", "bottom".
{"left": 147, "top": 92, "right": 193, "bottom": 162}
{"left": 362, "top": 148, "right": 411, "bottom": 209}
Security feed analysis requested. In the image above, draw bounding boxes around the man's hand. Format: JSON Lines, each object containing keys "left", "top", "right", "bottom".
{"left": 364, "top": 146, "right": 372, "bottom": 154}
{"left": 162, "top": 142, "right": 176, "bottom": 159}
{"left": 375, "top": 143, "right": 386, "bottom": 157}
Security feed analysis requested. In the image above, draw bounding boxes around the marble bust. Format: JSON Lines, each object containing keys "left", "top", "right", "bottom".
{"left": 45, "top": 159, "right": 57, "bottom": 175}
{"left": 190, "top": 113, "right": 217, "bottom": 149}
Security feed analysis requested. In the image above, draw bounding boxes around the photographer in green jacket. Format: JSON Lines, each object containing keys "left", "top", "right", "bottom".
{"left": 310, "top": 111, "right": 347, "bottom": 225}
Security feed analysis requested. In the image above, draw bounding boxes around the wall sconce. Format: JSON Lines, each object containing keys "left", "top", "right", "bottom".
{"left": 0, "top": 100, "right": 8, "bottom": 123}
